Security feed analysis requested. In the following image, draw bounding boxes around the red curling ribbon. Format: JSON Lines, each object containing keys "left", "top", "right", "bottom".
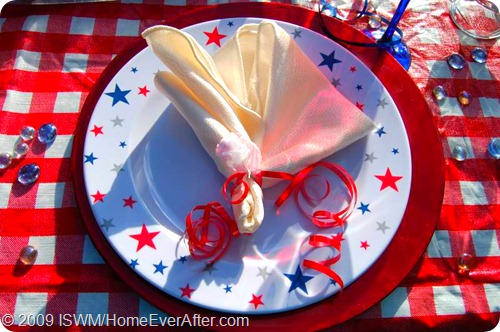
{"left": 300, "top": 173, "right": 331, "bottom": 205}
{"left": 185, "top": 161, "right": 357, "bottom": 288}
{"left": 222, "top": 172, "right": 250, "bottom": 204}
{"left": 185, "top": 202, "right": 239, "bottom": 264}
{"left": 303, "top": 260, "right": 344, "bottom": 289}
{"left": 302, "top": 233, "right": 345, "bottom": 289}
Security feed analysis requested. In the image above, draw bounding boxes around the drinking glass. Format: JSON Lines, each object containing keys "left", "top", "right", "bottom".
{"left": 317, "top": 0, "right": 412, "bottom": 70}
{"left": 449, "top": 0, "right": 500, "bottom": 39}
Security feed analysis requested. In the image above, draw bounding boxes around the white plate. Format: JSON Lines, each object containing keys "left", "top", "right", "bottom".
{"left": 82, "top": 18, "right": 411, "bottom": 314}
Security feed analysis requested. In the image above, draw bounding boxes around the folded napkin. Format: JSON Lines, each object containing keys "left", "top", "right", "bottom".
{"left": 142, "top": 21, "right": 375, "bottom": 234}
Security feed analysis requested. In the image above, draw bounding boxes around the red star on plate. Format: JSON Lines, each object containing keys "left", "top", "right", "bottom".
{"left": 138, "top": 85, "right": 150, "bottom": 96}
{"left": 180, "top": 283, "right": 195, "bottom": 299}
{"left": 123, "top": 195, "right": 137, "bottom": 208}
{"left": 350, "top": 66, "right": 357, "bottom": 72}
{"left": 129, "top": 224, "right": 160, "bottom": 252}
{"left": 204, "top": 26, "right": 227, "bottom": 47}
{"left": 360, "top": 240, "right": 370, "bottom": 250}
{"left": 249, "top": 294, "right": 264, "bottom": 309}
{"left": 374, "top": 167, "right": 403, "bottom": 192}
{"left": 90, "top": 125, "right": 103, "bottom": 137}
{"left": 355, "top": 102, "right": 364, "bottom": 111}
{"left": 91, "top": 190, "right": 106, "bottom": 203}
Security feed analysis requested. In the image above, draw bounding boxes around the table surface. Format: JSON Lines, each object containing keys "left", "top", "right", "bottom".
{"left": 0, "top": 0, "right": 498, "bottom": 331}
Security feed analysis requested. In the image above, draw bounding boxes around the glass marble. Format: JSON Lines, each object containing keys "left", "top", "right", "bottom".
{"left": 471, "top": 47, "right": 487, "bottom": 63}
{"left": 38, "top": 123, "right": 57, "bottom": 144}
{"left": 457, "top": 253, "right": 473, "bottom": 275}
{"left": 17, "top": 163, "right": 40, "bottom": 185}
{"left": 488, "top": 138, "right": 499, "bottom": 159}
{"left": 0, "top": 152, "right": 12, "bottom": 169}
{"left": 13, "top": 142, "right": 29, "bottom": 159}
{"left": 19, "top": 245, "right": 38, "bottom": 265}
{"left": 432, "top": 85, "right": 446, "bottom": 101}
{"left": 20, "top": 126, "right": 36, "bottom": 141}
{"left": 368, "top": 14, "right": 382, "bottom": 29}
{"left": 447, "top": 53, "right": 466, "bottom": 69}
{"left": 319, "top": 0, "right": 336, "bottom": 15}
{"left": 452, "top": 145, "right": 467, "bottom": 161}
{"left": 457, "top": 91, "right": 472, "bottom": 105}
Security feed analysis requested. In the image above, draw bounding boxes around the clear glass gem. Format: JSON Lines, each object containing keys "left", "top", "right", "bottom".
{"left": 433, "top": 85, "right": 446, "bottom": 101}
{"left": 452, "top": 145, "right": 467, "bottom": 161}
{"left": 0, "top": 153, "right": 12, "bottom": 169}
{"left": 471, "top": 47, "right": 487, "bottom": 63}
{"left": 20, "top": 126, "right": 36, "bottom": 141}
{"left": 17, "top": 163, "right": 40, "bottom": 185}
{"left": 368, "top": 14, "right": 382, "bottom": 29}
{"left": 19, "top": 245, "right": 38, "bottom": 265}
{"left": 447, "top": 53, "right": 466, "bottom": 69}
{"left": 457, "top": 253, "right": 473, "bottom": 275}
{"left": 38, "top": 123, "right": 57, "bottom": 144}
{"left": 458, "top": 91, "right": 472, "bottom": 105}
{"left": 488, "top": 138, "right": 500, "bottom": 159}
{"left": 13, "top": 142, "right": 29, "bottom": 159}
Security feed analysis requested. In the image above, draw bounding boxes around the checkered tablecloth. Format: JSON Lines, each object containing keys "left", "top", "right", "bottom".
{"left": 0, "top": 0, "right": 498, "bottom": 330}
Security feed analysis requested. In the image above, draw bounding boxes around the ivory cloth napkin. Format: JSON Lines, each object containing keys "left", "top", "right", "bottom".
{"left": 142, "top": 21, "right": 375, "bottom": 234}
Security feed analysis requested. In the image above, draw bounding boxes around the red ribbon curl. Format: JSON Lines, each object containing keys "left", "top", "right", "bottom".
{"left": 185, "top": 161, "right": 357, "bottom": 288}
{"left": 303, "top": 233, "right": 344, "bottom": 289}
{"left": 185, "top": 202, "right": 240, "bottom": 264}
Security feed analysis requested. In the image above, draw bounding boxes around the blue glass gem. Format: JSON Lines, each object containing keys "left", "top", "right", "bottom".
{"left": 447, "top": 53, "right": 466, "bottom": 70}
{"left": 488, "top": 138, "right": 499, "bottom": 159}
{"left": 452, "top": 145, "right": 467, "bottom": 161}
{"left": 20, "top": 126, "right": 36, "bottom": 141}
{"left": 0, "top": 153, "right": 12, "bottom": 169}
{"left": 319, "top": 0, "right": 337, "bottom": 16}
{"left": 17, "top": 163, "right": 40, "bottom": 185}
{"left": 471, "top": 47, "right": 487, "bottom": 64}
{"left": 38, "top": 123, "right": 57, "bottom": 144}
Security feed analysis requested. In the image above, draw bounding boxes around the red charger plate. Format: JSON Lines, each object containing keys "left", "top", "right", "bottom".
{"left": 72, "top": 3, "right": 444, "bottom": 330}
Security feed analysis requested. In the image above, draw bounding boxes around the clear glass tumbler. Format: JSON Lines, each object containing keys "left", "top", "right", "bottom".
{"left": 449, "top": 0, "right": 500, "bottom": 39}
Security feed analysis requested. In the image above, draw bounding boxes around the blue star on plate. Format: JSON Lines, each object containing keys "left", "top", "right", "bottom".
{"left": 119, "top": 141, "right": 127, "bottom": 148}
{"left": 357, "top": 202, "right": 371, "bottom": 214}
{"left": 392, "top": 148, "right": 399, "bottom": 155}
{"left": 100, "top": 218, "right": 115, "bottom": 232}
{"left": 105, "top": 84, "right": 131, "bottom": 106}
{"left": 224, "top": 285, "right": 232, "bottom": 293}
{"left": 284, "top": 265, "right": 314, "bottom": 294}
{"left": 227, "top": 21, "right": 234, "bottom": 27}
{"left": 292, "top": 28, "right": 302, "bottom": 39}
{"left": 131, "top": 67, "right": 138, "bottom": 73}
{"left": 318, "top": 50, "right": 342, "bottom": 71}
{"left": 130, "top": 259, "right": 139, "bottom": 269}
{"left": 84, "top": 153, "right": 97, "bottom": 164}
{"left": 375, "top": 126, "right": 387, "bottom": 137}
{"left": 153, "top": 260, "right": 168, "bottom": 274}
{"left": 356, "top": 84, "right": 363, "bottom": 91}
{"left": 178, "top": 256, "right": 187, "bottom": 263}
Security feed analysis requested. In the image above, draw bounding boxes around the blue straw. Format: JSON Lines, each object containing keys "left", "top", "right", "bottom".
{"left": 379, "top": 0, "right": 411, "bottom": 43}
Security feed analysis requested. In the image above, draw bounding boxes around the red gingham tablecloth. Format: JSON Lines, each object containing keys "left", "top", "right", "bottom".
{"left": 0, "top": 0, "right": 498, "bottom": 330}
